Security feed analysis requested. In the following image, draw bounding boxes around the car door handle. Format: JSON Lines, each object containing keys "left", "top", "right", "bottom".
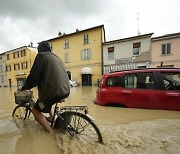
{"left": 121, "top": 90, "right": 132, "bottom": 95}
{"left": 166, "top": 93, "right": 179, "bottom": 97}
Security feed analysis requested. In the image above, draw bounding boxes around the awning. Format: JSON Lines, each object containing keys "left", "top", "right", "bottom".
{"left": 81, "top": 67, "right": 92, "bottom": 74}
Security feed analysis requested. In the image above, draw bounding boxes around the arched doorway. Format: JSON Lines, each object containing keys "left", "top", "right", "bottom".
{"left": 81, "top": 67, "right": 92, "bottom": 86}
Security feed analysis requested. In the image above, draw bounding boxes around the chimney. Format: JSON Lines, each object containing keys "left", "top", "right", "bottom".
{"left": 30, "top": 42, "right": 33, "bottom": 47}
{"left": 58, "top": 31, "right": 62, "bottom": 36}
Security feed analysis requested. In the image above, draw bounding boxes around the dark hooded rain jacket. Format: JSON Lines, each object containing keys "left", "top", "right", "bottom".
{"left": 22, "top": 41, "right": 70, "bottom": 102}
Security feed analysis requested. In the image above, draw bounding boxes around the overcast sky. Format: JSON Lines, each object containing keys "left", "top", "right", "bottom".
{"left": 0, "top": 0, "right": 179, "bottom": 53}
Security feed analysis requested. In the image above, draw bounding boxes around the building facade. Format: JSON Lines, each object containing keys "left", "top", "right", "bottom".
{"left": 150, "top": 32, "right": 180, "bottom": 68}
{"left": 48, "top": 25, "right": 105, "bottom": 86}
{"left": 5, "top": 46, "right": 37, "bottom": 87}
{"left": 103, "top": 33, "right": 153, "bottom": 74}
{"left": 0, "top": 53, "right": 7, "bottom": 87}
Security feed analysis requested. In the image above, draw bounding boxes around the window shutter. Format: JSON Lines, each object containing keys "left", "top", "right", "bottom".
{"left": 133, "top": 42, "right": 141, "bottom": 48}
{"left": 167, "top": 44, "right": 171, "bottom": 54}
{"left": 108, "top": 47, "right": 114, "bottom": 52}
{"left": 162, "top": 44, "right": 165, "bottom": 54}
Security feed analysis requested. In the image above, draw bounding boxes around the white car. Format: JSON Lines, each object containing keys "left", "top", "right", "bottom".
{"left": 69, "top": 80, "right": 77, "bottom": 87}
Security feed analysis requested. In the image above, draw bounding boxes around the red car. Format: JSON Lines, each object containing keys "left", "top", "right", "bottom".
{"left": 95, "top": 68, "right": 180, "bottom": 111}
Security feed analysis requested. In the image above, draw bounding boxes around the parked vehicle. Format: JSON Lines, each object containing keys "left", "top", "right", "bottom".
{"left": 95, "top": 68, "right": 180, "bottom": 111}
{"left": 69, "top": 80, "right": 78, "bottom": 87}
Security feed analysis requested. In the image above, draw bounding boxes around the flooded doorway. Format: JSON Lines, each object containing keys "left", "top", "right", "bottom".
{"left": 81, "top": 67, "right": 92, "bottom": 86}
{"left": 82, "top": 74, "right": 92, "bottom": 86}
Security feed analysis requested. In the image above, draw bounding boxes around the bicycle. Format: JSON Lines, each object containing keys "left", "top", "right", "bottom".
{"left": 12, "top": 90, "right": 103, "bottom": 143}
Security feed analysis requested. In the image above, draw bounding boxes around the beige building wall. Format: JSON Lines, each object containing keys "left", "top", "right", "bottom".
{"left": 103, "top": 33, "right": 153, "bottom": 74}
{"left": 49, "top": 25, "right": 105, "bottom": 86}
{"left": 150, "top": 33, "right": 180, "bottom": 68}
{"left": 5, "top": 46, "right": 37, "bottom": 87}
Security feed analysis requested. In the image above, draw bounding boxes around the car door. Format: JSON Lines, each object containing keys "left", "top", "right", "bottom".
{"left": 105, "top": 76, "right": 121, "bottom": 104}
{"left": 119, "top": 72, "right": 165, "bottom": 109}
{"left": 157, "top": 71, "right": 180, "bottom": 111}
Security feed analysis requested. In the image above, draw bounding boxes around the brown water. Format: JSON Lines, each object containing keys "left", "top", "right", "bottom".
{"left": 0, "top": 86, "right": 180, "bottom": 154}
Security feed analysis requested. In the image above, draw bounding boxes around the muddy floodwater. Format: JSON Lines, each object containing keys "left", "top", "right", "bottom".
{"left": 0, "top": 86, "right": 180, "bottom": 154}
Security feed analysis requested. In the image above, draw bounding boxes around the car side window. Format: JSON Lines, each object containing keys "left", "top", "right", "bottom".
{"left": 161, "top": 72, "right": 180, "bottom": 91}
{"left": 106, "top": 76, "right": 120, "bottom": 87}
{"left": 124, "top": 72, "right": 155, "bottom": 89}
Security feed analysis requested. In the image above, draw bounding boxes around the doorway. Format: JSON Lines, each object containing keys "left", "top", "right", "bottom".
{"left": 82, "top": 74, "right": 92, "bottom": 86}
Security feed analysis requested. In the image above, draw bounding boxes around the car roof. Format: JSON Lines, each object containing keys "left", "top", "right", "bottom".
{"left": 104, "top": 68, "right": 180, "bottom": 76}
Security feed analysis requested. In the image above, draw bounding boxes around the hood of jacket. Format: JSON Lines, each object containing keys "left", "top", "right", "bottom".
{"left": 38, "top": 41, "right": 51, "bottom": 53}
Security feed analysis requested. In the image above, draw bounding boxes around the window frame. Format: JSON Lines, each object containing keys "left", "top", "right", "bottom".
{"left": 14, "top": 63, "right": 20, "bottom": 70}
{"left": 6, "top": 65, "right": 11, "bottom": 72}
{"left": 161, "top": 43, "right": 171, "bottom": 55}
{"left": 21, "top": 49, "right": 26, "bottom": 57}
{"left": 7, "top": 54, "right": 10, "bottom": 60}
{"left": 65, "top": 39, "right": 69, "bottom": 49}
{"left": 133, "top": 42, "right": 141, "bottom": 55}
{"left": 82, "top": 48, "right": 91, "bottom": 60}
{"left": 13, "top": 51, "right": 20, "bottom": 59}
{"left": 21, "top": 62, "right": 28, "bottom": 69}
{"left": 108, "top": 47, "right": 114, "bottom": 59}
{"left": 83, "top": 34, "right": 89, "bottom": 44}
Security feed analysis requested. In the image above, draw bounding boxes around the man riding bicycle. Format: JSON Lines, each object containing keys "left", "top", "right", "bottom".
{"left": 18, "top": 41, "right": 70, "bottom": 134}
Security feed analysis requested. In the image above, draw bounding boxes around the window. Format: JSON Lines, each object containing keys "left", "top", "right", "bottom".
{"left": 83, "top": 34, "right": 89, "bottom": 44}
{"left": 133, "top": 42, "right": 141, "bottom": 55}
{"left": 14, "top": 64, "right": 20, "bottom": 70}
{"left": 7, "top": 54, "right": 10, "bottom": 60}
{"left": 13, "top": 51, "right": 19, "bottom": 58}
{"left": 21, "top": 49, "right": 26, "bottom": 57}
{"left": 6, "top": 65, "right": 11, "bottom": 72}
{"left": 65, "top": 39, "right": 69, "bottom": 48}
{"left": 65, "top": 52, "right": 69, "bottom": 63}
{"left": 81, "top": 49, "right": 91, "bottom": 60}
{"left": 21, "top": 62, "right": 28, "bottom": 69}
{"left": 108, "top": 47, "right": 114, "bottom": 59}
{"left": 162, "top": 43, "right": 171, "bottom": 55}
{"left": 162, "top": 72, "right": 180, "bottom": 91}
{"left": 0, "top": 56, "right": 2, "bottom": 60}
{"left": 124, "top": 72, "right": 155, "bottom": 89}
{"left": 106, "top": 76, "right": 120, "bottom": 87}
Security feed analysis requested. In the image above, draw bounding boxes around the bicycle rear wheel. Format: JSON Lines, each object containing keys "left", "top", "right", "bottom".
{"left": 12, "top": 104, "right": 32, "bottom": 120}
{"left": 54, "top": 111, "right": 103, "bottom": 143}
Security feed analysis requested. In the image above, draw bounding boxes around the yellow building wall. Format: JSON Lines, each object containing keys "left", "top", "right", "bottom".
{"left": 5, "top": 47, "right": 37, "bottom": 87}
{"left": 49, "top": 26, "right": 105, "bottom": 85}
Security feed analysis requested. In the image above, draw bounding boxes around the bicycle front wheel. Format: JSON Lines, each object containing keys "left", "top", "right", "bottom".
{"left": 55, "top": 111, "right": 103, "bottom": 143}
{"left": 12, "top": 105, "right": 32, "bottom": 120}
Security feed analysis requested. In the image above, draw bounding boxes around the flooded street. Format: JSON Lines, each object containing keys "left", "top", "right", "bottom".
{"left": 0, "top": 86, "right": 180, "bottom": 154}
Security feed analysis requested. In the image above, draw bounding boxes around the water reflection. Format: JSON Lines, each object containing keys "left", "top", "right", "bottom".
{"left": 0, "top": 86, "right": 180, "bottom": 154}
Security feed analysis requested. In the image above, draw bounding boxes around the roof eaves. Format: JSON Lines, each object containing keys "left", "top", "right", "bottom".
{"left": 152, "top": 32, "right": 180, "bottom": 41}
{"left": 48, "top": 24, "right": 104, "bottom": 42}
{"left": 103, "top": 33, "right": 154, "bottom": 45}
